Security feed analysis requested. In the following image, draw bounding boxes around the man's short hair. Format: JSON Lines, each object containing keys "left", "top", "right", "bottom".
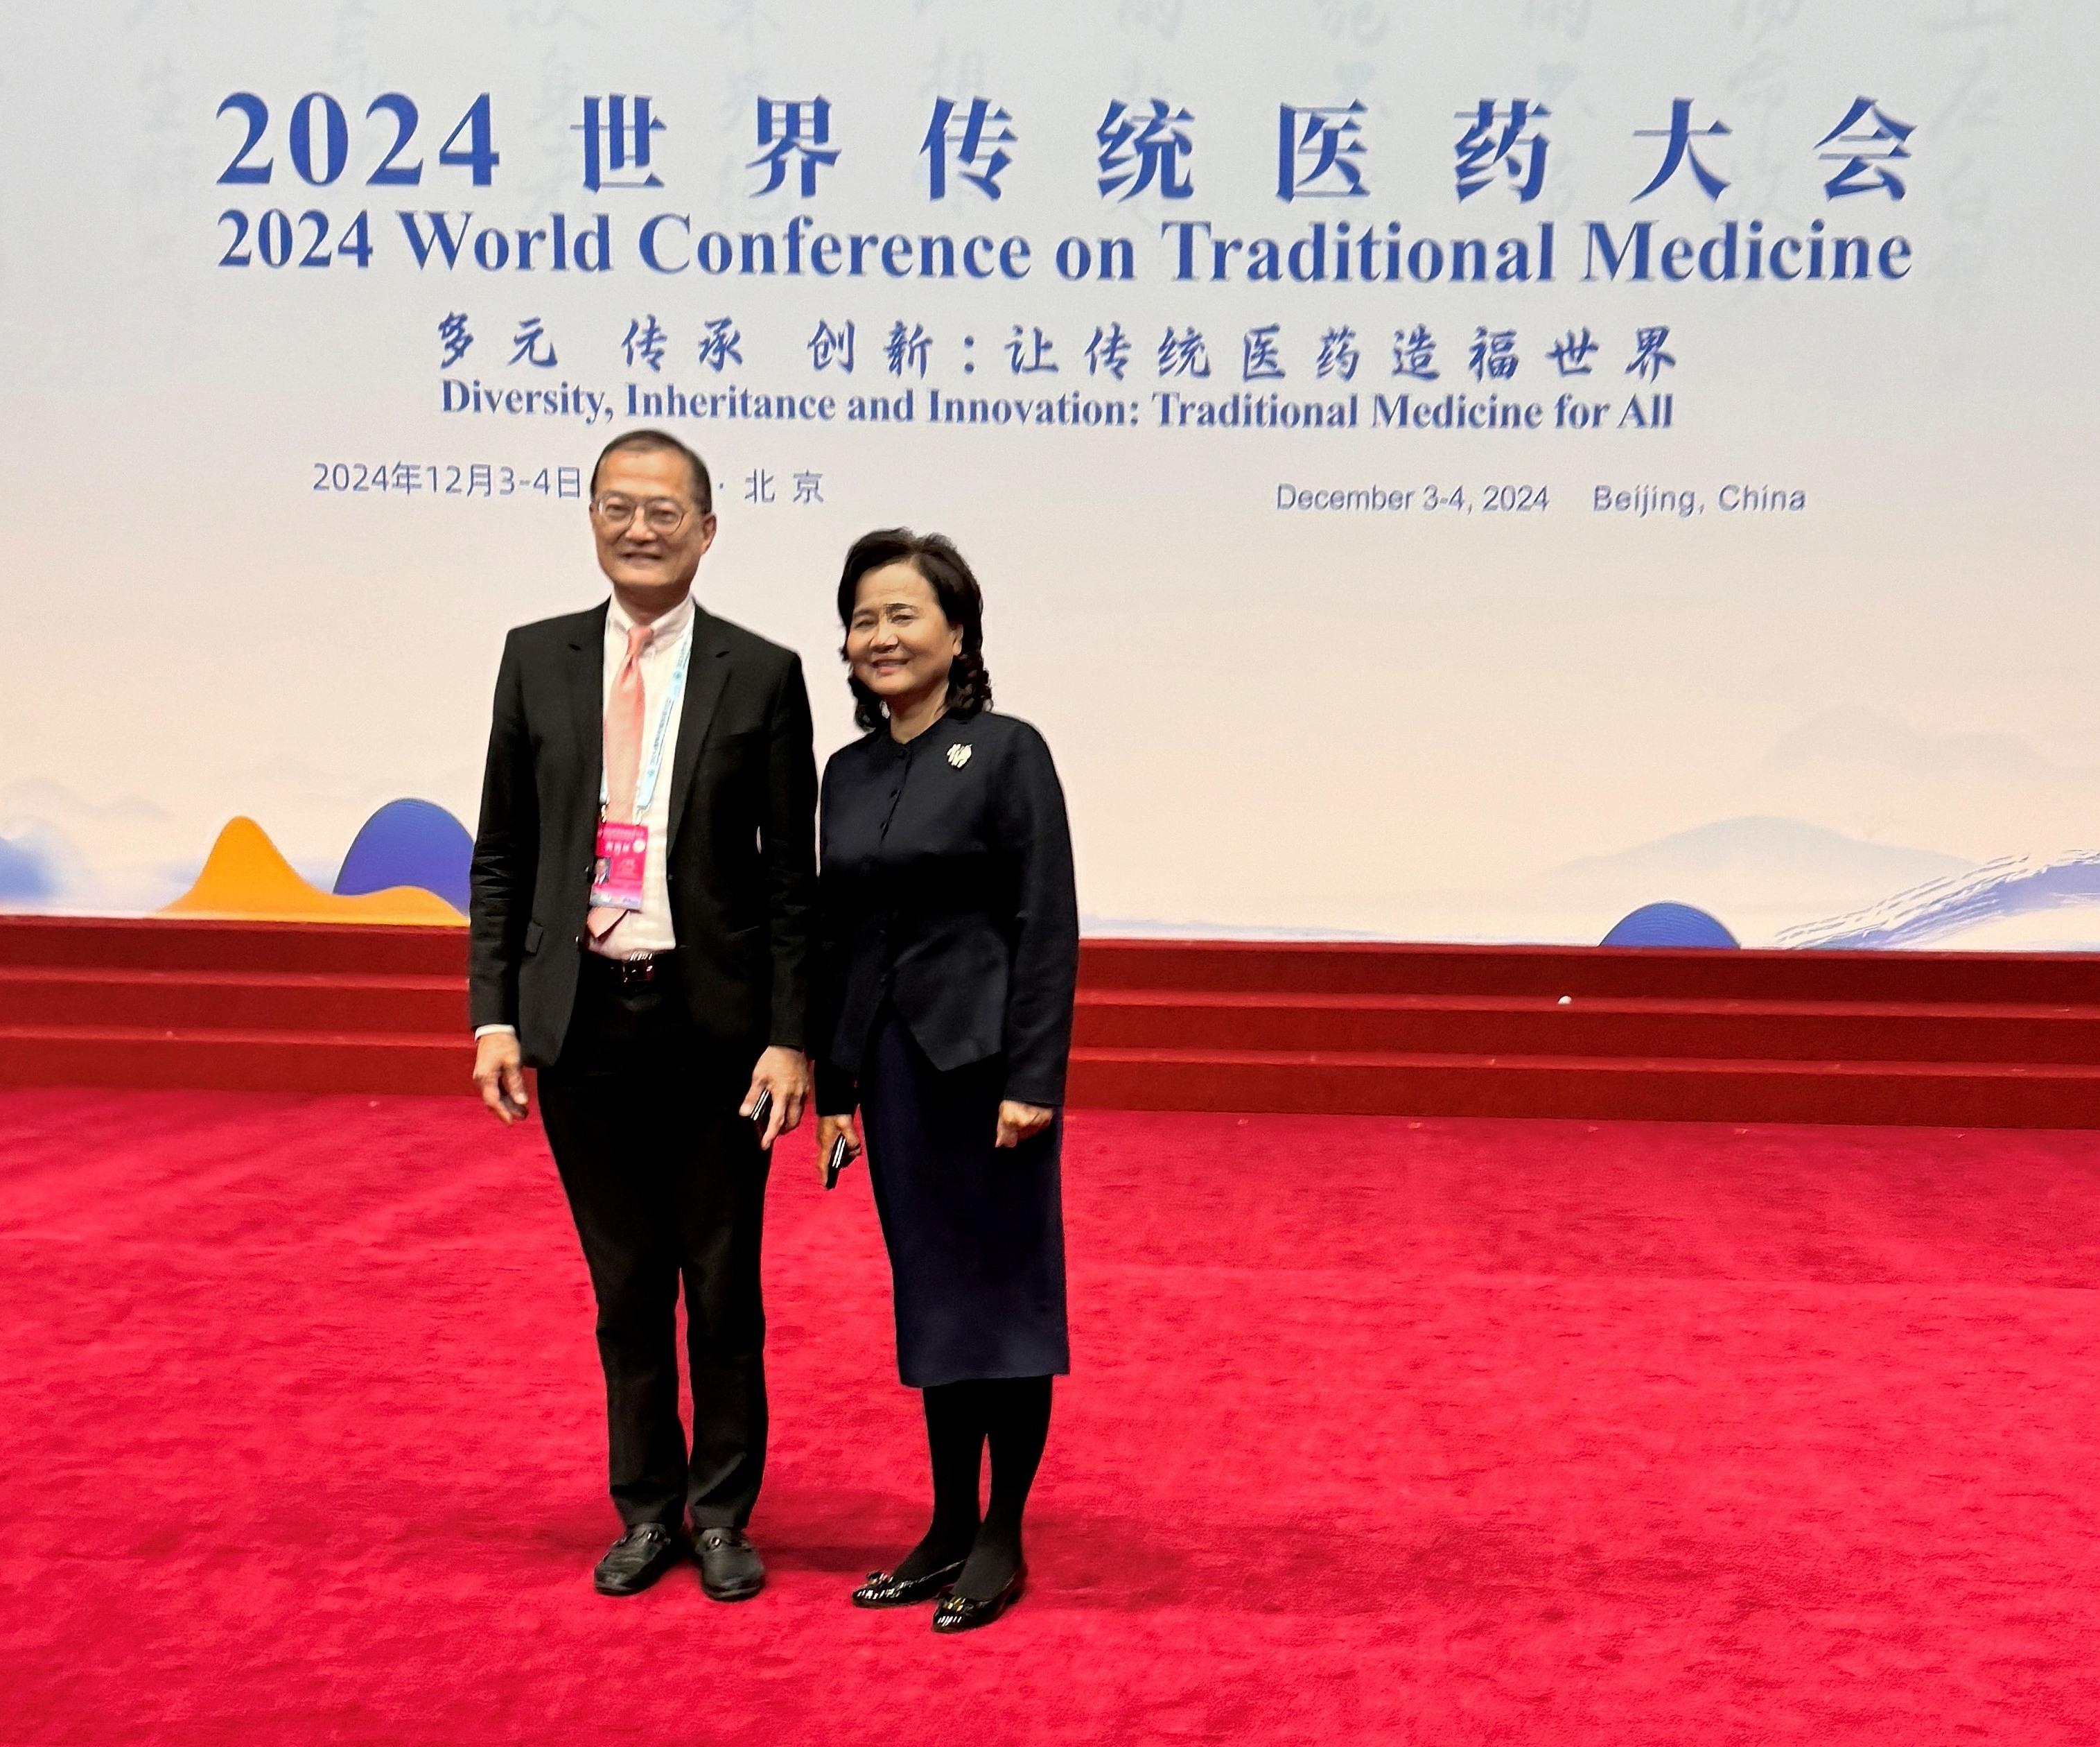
{"left": 590, "top": 430, "right": 713, "bottom": 514}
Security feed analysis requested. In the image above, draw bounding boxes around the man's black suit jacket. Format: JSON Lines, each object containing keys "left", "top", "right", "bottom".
{"left": 468, "top": 599, "right": 818, "bottom": 1068}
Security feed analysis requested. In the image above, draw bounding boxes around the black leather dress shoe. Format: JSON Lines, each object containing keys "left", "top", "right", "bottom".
{"left": 931, "top": 1563, "right": 1026, "bottom": 1634}
{"left": 593, "top": 1523, "right": 688, "bottom": 1596}
{"left": 851, "top": 1559, "right": 966, "bottom": 1608}
{"left": 696, "top": 1526, "right": 765, "bottom": 1601}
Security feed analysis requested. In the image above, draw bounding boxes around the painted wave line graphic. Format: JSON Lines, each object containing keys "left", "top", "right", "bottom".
{"left": 1775, "top": 849, "right": 2100, "bottom": 950}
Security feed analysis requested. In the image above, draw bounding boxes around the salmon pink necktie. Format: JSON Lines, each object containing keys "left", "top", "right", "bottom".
{"left": 586, "top": 620, "right": 656, "bottom": 942}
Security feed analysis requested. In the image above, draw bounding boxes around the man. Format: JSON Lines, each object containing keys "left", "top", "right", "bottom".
{"left": 468, "top": 428, "right": 815, "bottom": 1602}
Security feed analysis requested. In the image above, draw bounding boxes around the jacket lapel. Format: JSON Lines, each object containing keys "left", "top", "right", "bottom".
{"left": 565, "top": 603, "right": 610, "bottom": 822}
{"left": 666, "top": 608, "right": 733, "bottom": 849}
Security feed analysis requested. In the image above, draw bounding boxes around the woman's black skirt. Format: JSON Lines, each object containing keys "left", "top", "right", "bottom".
{"left": 858, "top": 1006, "right": 1071, "bottom": 1389}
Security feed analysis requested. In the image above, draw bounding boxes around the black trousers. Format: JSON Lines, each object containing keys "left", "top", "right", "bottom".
{"left": 537, "top": 959, "right": 771, "bottom": 1531}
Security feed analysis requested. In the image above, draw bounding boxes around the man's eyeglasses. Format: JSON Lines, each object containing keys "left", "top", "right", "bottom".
{"left": 590, "top": 494, "right": 692, "bottom": 534}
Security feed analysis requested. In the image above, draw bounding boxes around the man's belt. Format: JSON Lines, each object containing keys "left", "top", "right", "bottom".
{"left": 586, "top": 949, "right": 674, "bottom": 988}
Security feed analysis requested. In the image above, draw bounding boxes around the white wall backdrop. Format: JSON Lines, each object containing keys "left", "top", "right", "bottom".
{"left": 2, "top": 1, "right": 2094, "bottom": 946}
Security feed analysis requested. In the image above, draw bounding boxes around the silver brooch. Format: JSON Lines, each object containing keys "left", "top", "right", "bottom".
{"left": 946, "top": 742, "right": 972, "bottom": 769}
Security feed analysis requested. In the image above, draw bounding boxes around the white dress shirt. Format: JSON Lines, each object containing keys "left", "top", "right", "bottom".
{"left": 475, "top": 591, "right": 695, "bottom": 1040}
{"left": 593, "top": 590, "right": 694, "bottom": 957}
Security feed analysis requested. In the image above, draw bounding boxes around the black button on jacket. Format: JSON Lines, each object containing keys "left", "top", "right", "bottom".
{"left": 813, "top": 710, "right": 1079, "bottom": 1113}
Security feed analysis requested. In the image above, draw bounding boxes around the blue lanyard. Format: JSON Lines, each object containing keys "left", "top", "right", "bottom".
{"left": 600, "top": 624, "right": 694, "bottom": 814}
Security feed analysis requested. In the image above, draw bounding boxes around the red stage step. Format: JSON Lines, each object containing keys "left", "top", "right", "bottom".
{"left": 1077, "top": 989, "right": 2100, "bottom": 1065}
{"left": 3, "top": 916, "right": 2099, "bottom": 1125}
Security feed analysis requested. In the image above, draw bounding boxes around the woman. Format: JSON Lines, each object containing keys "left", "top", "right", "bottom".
{"left": 812, "top": 529, "right": 1079, "bottom": 1635}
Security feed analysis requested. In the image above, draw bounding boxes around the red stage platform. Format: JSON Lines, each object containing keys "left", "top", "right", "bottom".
{"left": 4, "top": 916, "right": 2098, "bottom": 1125}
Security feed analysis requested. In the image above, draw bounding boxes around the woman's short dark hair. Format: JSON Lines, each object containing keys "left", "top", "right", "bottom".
{"left": 836, "top": 530, "right": 993, "bottom": 733}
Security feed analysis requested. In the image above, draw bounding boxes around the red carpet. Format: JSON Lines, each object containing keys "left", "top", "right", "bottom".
{"left": 3, "top": 1093, "right": 2097, "bottom": 1744}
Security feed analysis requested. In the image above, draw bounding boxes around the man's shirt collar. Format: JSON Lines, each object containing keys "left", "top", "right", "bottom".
{"left": 606, "top": 590, "right": 697, "bottom": 647}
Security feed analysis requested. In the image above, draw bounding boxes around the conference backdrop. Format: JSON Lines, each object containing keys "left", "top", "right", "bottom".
{"left": 3, "top": 1, "right": 2096, "bottom": 948}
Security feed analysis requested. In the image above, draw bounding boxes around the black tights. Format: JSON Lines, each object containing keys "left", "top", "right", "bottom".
{"left": 889, "top": 1376, "right": 1052, "bottom": 1600}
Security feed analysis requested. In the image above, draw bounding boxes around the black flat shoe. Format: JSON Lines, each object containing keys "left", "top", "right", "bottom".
{"left": 696, "top": 1526, "right": 765, "bottom": 1601}
{"left": 931, "top": 1563, "right": 1026, "bottom": 1634}
{"left": 852, "top": 1559, "right": 966, "bottom": 1608}
{"left": 593, "top": 1523, "right": 688, "bottom": 1596}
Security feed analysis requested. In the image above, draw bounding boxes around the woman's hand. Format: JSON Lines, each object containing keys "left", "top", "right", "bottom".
{"left": 996, "top": 1101, "right": 1053, "bottom": 1149}
{"left": 816, "top": 1113, "right": 862, "bottom": 1183}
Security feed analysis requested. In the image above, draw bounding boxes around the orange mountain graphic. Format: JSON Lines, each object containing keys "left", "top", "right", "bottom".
{"left": 160, "top": 817, "right": 464, "bottom": 926}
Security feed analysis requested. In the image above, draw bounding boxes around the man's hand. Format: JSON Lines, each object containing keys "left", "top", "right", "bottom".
{"left": 996, "top": 1100, "right": 1053, "bottom": 1149}
{"left": 473, "top": 1032, "right": 529, "bottom": 1124}
{"left": 815, "top": 1113, "right": 862, "bottom": 1184}
{"left": 742, "top": 1046, "right": 810, "bottom": 1150}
